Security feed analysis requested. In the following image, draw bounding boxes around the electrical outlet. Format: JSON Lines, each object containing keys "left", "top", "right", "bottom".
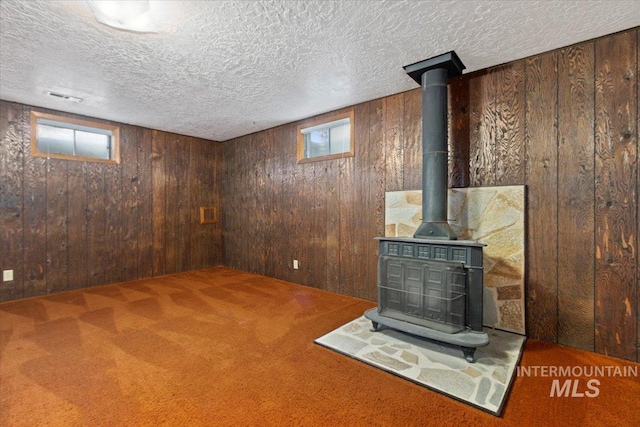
{"left": 3, "top": 270, "right": 14, "bottom": 282}
{"left": 293, "top": 260, "right": 299, "bottom": 270}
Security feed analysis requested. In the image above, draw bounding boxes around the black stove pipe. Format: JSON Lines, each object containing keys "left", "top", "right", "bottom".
{"left": 403, "top": 52, "right": 465, "bottom": 240}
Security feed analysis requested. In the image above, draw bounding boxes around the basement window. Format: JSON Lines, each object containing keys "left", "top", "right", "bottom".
{"left": 31, "top": 111, "right": 120, "bottom": 164}
{"left": 296, "top": 110, "right": 354, "bottom": 163}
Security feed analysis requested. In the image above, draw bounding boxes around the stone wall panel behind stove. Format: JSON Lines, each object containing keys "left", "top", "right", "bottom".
{"left": 385, "top": 185, "right": 526, "bottom": 335}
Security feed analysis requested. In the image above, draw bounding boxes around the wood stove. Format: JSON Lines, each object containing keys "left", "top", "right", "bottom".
{"left": 364, "top": 52, "right": 489, "bottom": 362}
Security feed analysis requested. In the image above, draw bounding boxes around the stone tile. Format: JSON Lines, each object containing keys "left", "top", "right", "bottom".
{"left": 341, "top": 322, "right": 362, "bottom": 333}
{"left": 372, "top": 338, "right": 387, "bottom": 346}
{"left": 491, "top": 366, "right": 507, "bottom": 384}
{"left": 418, "top": 368, "right": 475, "bottom": 400}
{"left": 476, "top": 357, "right": 495, "bottom": 366}
{"left": 398, "top": 223, "right": 417, "bottom": 237}
{"left": 380, "top": 346, "right": 398, "bottom": 355}
{"left": 400, "top": 350, "right": 419, "bottom": 364}
{"left": 406, "top": 191, "right": 422, "bottom": 205}
{"left": 475, "top": 377, "right": 491, "bottom": 405}
{"left": 489, "top": 383, "right": 505, "bottom": 407}
{"left": 318, "top": 334, "right": 368, "bottom": 355}
{"left": 363, "top": 351, "right": 411, "bottom": 371}
{"left": 497, "top": 285, "right": 522, "bottom": 300}
{"left": 390, "top": 342, "right": 411, "bottom": 349}
{"left": 461, "top": 366, "right": 483, "bottom": 378}
{"left": 386, "top": 191, "right": 409, "bottom": 208}
{"left": 354, "top": 330, "right": 373, "bottom": 340}
{"left": 420, "top": 349, "right": 468, "bottom": 370}
{"left": 385, "top": 224, "right": 396, "bottom": 236}
{"left": 499, "top": 300, "right": 524, "bottom": 332}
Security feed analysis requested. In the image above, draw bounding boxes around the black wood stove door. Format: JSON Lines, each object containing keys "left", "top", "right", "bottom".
{"left": 378, "top": 256, "right": 467, "bottom": 334}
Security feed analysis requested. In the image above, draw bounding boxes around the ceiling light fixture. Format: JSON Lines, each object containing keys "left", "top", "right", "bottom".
{"left": 86, "top": 0, "right": 157, "bottom": 33}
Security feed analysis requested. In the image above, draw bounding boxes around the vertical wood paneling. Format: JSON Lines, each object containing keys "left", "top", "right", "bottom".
{"left": 264, "top": 129, "right": 276, "bottom": 277}
{"left": 266, "top": 128, "right": 279, "bottom": 279}
{"left": 267, "top": 127, "right": 282, "bottom": 280}
{"left": 369, "top": 98, "right": 386, "bottom": 301}
{"left": 525, "top": 51, "right": 559, "bottom": 342}
{"left": 298, "top": 137, "right": 314, "bottom": 285}
{"left": 189, "top": 138, "right": 203, "bottom": 271}
{"left": 325, "top": 156, "right": 340, "bottom": 294}
{"left": 222, "top": 135, "right": 238, "bottom": 270}
{"left": 338, "top": 149, "right": 355, "bottom": 296}
{"left": 275, "top": 127, "right": 287, "bottom": 281}
{"left": 243, "top": 134, "right": 254, "bottom": 273}
{"left": 213, "top": 27, "right": 638, "bottom": 361}
{"left": 254, "top": 135, "right": 267, "bottom": 273}
{"left": 21, "top": 107, "right": 47, "bottom": 297}
{"left": 212, "top": 142, "right": 224, "bottom": 267}
{"left": 594, "top": 31, "right": 638, "bottom": 360}
{"left": 121, "top": 126, "right": 139, "bottom": 280}
{"left": 1, "top": 105, "right": 222, "bottom": 302}
{"left": 137, "top": 128, "right": 154, "bottom": 279}
{"left": 557, "top": 42, "right": 596, "bottom": 352}
{"left": 469, "top": 70, "right": 497, "bottom": 186}
{"left": 403, "top": 88, "right": 422, "bottom": 190}
{"left": 637, "top": 28, "right": 640, "bottom": 363}
{"left": 353, "top": 102, "right": 371, "bottom": 297}
{"left": 221, "top": 27, "right": 639, "bottom": 361}
{"left": 246, "top": 134, "right": 262, "bottom": 273}
{"left": 151, "top": 131, "right": 166, "bottom": 276}
{"left": 241, "top": 135, "right": 255, "bottom": 274}
{"left": 67, "top": 161, "right": 88, "bottom": 289}
{"left": 164, "top": 135, "right": 179, "bottom": 274}
{"left": 274, "top": 125, "right": 291, "bottom": 282}
{"left": 449, "top": 76, "right": 470, "bottom": 188}
{"left": 206, "top": 140, "right": 221, "bottom": 268}
{"left": 283, "top": 124, "right": 298, "bottom": 284}
{"left": 385, "top": 94, "right": 404, "bottom": 192}
{"left": 311, "top": 159, "right": 328, "bottom": 290}
{"left": 104, "top": 162, "right": 123, "bottom": 284}
{"left": 495, "top": 62, "right": 526, "bottom": 185}
{"left": 236, "top": 135, "right": 247, "bottom": 271}
{"left": 176, "top": 136, "right": 191, "bottom": 272}
{"left": 45, "top": 159, "right": 68, "bottom": 293}
{"left": 0, "top": 101, "right": 24, "bottom": 301}
{"left": 86, "top": 163, "right": 107, "bottom": 286}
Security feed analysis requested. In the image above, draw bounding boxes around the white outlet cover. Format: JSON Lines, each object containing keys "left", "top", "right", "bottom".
{"left": 293, "top": 260, "right": 299, "bottom": 270}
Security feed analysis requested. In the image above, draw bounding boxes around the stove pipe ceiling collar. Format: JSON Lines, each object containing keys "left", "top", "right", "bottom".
{"left": 403, "top": 51, "right": 465, "bottom": 240}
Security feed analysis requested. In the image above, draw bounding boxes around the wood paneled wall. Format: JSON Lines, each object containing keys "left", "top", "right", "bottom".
{"left": 0, "top": 102, "right": 223, "bottom": 302}
{"left": 224, "top": 27, "right": 639, "bottom": 361}
{"left": 1, "top": 28, "right": 637, "bottom": 362}
{"left": 224, "top": 88, "right": 477, "bottom": 300}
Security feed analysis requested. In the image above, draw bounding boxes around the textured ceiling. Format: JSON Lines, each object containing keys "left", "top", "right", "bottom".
{"left": 1, "top": 1, "right": 639, "bottom": 141}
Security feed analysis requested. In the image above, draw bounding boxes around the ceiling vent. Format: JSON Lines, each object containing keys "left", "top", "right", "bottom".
{"left": 46, "top": 91, "right": 83, "bottom": 103}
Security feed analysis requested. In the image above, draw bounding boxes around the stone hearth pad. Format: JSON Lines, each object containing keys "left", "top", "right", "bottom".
{"left": 315, "top": 316, "right": 525, "bottom": 416}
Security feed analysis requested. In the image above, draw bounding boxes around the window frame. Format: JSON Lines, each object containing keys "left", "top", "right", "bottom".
{"left": 30, "top": 111, "right": 121, "bottom": 164}
{"left": 296, "top": 109, "right": 355, "bottom": 164}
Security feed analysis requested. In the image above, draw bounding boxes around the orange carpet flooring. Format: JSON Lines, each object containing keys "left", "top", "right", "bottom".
{"left": 1, "top": 267, "right": 639, "bottom": 426}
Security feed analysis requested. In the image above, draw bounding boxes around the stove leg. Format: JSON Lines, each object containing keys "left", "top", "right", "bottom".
{"left": 371, "top": 321, "right": 379, "bottom": 331}
{"left": 463, "top": 347, "right": 476, "bottom": 363}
